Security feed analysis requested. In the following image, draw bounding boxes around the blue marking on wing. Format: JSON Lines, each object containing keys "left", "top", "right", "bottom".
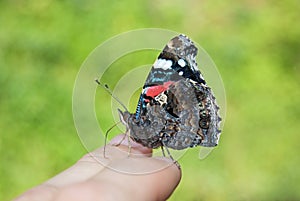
{"left": 144, "top": 69, "right": 180, "bottom": 86}
{"left": 135, "top": 95, "right": 143, "bottom": 120}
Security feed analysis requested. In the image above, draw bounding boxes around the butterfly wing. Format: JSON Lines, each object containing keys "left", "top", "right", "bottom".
{"left": 132, "top": 35, "right": 221, "bottom": 148}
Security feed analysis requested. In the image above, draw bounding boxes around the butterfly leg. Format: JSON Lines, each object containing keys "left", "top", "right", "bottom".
{"left": 161, "top": 142, "right": 181, "bottom": 169}
{"left": 103, "top": 121, "right": 121, "bottom": 158}
{"left": 160, "top": 146, "right": 166, "bottom": 157}
{"left": 113, "top": 134, "right": 127, "bottom": 146}
{"left": 127, "top": 130, "right": 132, "bottom": 157}
{"left": 106, "top": 127, "right": 132, "bottom": 157}
{"left": 117, "top": 128, "right": 132, "bottom": 157}
{"left": 164, "top": 146, "right": 174, "bottom": 161}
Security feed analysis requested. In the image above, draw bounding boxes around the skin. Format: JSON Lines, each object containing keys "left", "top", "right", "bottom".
{"left": 14, "top": 134, "right": 181, "bottom": 201}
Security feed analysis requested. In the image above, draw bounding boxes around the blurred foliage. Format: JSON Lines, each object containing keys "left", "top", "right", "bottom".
{"left": 1, "top": 0, "right": 300, "bottom": 200}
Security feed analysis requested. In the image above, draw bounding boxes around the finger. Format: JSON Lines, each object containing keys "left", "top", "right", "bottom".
{"left": 45, "top": 134, "right": 152, "bottom": 188}
{"left": 92, "top": 139, "right": 181, "bottom": 200}
{"left": 13, "top": 185, "right": 57, "bottom": 201}
{"left": 90, "top": 157, "right": 181, "bottom": 201}
{"left": 54, "top": 158, "right": 181, "bottom": 201}
{"left": 53, "top": 136, "right": 181, "bottom": 201}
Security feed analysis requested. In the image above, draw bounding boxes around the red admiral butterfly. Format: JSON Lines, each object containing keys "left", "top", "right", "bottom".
{"left": 118, "top": 34, "right": 222, "bottom": 154}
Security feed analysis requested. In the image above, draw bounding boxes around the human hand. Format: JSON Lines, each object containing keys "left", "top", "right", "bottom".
{"left": 14, "top": 134, "right": 181, "bottom": 201}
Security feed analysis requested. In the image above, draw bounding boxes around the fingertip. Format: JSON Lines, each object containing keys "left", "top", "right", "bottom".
{"left": 144, "top": 158, "right": 182, "bottom": 200}
{"left": 156, "top": 157, "right": 182, "bottom": 182}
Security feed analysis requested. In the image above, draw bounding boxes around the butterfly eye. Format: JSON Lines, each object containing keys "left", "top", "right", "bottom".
{"left": 199, "top": 118, "right": 209, "bottom": 129}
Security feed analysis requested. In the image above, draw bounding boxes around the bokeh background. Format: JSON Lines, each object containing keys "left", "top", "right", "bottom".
{"left": 1, "top": 0, "right": 300, "bottom": 200}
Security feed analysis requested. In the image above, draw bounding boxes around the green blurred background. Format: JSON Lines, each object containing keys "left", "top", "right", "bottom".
{"left": 1, "top": 0, "right": 300, "bottom": 200}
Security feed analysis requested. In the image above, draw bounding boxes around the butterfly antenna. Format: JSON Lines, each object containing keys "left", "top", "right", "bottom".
{"left": 95, "top": 79, "right": 128, "bottom": 112}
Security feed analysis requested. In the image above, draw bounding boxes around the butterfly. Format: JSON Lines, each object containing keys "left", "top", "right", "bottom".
{"left": 118, "top": 34, "right": 222, "bottom": 156}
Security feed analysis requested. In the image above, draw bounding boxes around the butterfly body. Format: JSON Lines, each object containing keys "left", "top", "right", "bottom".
{"left": 119, "top": 34, "right": 221, "bottom": 150}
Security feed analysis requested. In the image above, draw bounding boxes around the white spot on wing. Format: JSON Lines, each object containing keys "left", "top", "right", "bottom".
{"left": 165, "top": 60, "right": 172, "bottom": 69}
{"left": 178, "top": 71, "right": 183, "bottom": 76}
{"left": 178, "top": 59, "right": 186, "bottom": 67}
{"left": 153, "top": 58, "right": 172, "bottom": 70}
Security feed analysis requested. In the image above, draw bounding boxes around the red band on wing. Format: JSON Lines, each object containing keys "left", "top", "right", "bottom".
{"left": 145, "top": 81, "right": 174, "bottom": 98}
